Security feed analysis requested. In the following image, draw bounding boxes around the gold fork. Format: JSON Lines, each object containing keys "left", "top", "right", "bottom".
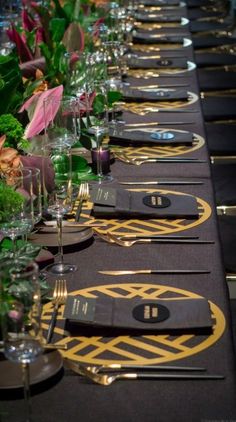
{"left": 75, "top": 182, "right": 90, "bottom": 222}
{"left": 46, "top": 279, "right": 68, "bottom": 344}
{"left": 65, "top": 360, "right": 224, "bottom": 386}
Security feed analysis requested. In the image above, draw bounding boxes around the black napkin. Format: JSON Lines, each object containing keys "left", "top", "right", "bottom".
{"left": 109, "top": 128, "right": 193, "bottom": 145}
{"left": 63, "top": 295, "right": 213, "bottom": 331}
{"left": 132, "top": 32, "right": 184, "bottom": 44}
{"left": 135, "top": 13, "right": 182, "bottom": 23}
{"left": 141, "top": 0, "right": 180, "bottom": 6}
{"left": 90, "top": 187, "right": 199, "bottom": 219}
{"left": 127, "top": 56, "right": 188, "bottom": 70}
{"left": 122, "top": 87, "right": 188, "bottom": 102}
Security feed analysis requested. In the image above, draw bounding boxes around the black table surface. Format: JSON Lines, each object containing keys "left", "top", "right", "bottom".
{"left": 1, "top": 4, "right": 236, "bottom": 422}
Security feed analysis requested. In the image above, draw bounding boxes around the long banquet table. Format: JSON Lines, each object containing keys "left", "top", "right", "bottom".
{"left": 1, "top": 2, "right": 236, "bottom": 421}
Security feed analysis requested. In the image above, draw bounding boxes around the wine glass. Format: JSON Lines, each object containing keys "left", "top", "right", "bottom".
{"left": 43, "top": 142, "right": 77, "bottom": 275}
{"left": 0, "top": 168, "right": 34, "bottom": 256}
{"left": 1, "top": 261, "right": 42, "bottom": 422}
{"left": 87, "top": 81, "right": 113, "bottom": 183}
{"left": 44, "top": 96, "right": 80, "bottom": 148}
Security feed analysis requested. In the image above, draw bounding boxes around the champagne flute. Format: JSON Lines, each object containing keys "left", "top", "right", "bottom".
{"left": 44, "top": 142, "right": 77, "bottom": 275}
{"left": 1, "top": 261, "right": 42, "bottom": 422}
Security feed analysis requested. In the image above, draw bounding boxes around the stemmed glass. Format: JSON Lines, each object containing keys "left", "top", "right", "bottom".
{"left": 0, "top": 168, "right": 34, "bottom": 256}
{"left": 44, "top": 96, "right": 80, "bottom": 148}
{"left": 43, "top": 142, "right": 77, "bottom": 275}
{"left": 87, "top": 81, "right": 113, "bottom": 183}
{"left": 1, "top": 261, "right": 42, "bottom": 422}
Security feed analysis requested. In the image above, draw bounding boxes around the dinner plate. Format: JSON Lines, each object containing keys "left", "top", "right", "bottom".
{"left": 29, "top": 226, "right": 93, "bottom": 247}
{"left": 0, "top": 350, "right": 63, "bottom": 389}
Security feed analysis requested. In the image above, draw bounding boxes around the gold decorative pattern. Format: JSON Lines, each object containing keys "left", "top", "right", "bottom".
{"left": 78, "top": 188, "right": 211, "bottom": 235}
{"left": 42, "top": 283, "right": 225, "bottom": 365}
{"left": 111, "top": 129, "right": 205, "bottom": 156}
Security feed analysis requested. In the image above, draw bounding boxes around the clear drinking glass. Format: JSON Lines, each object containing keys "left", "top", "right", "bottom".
{"left": 87, "top": 81, "right": 113, "bottom": 183}
{"left": 1, "top": 261, "right": 42, "bottom": 422}
{"left": 44, "top": 142, "right": 77, "bottom": 275}
{"left": 44, "top": 96, "right": 80, "bottom": 147}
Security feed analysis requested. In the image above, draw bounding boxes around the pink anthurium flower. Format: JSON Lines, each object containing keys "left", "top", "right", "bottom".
{"left": 7, "top": 25, "right": 33, "bottom": 63}
{"left": 19, "top": 85, "right": 64, "bottom": 139}
{"left": 22, "top": 9, "right": 37, "bottom": 32}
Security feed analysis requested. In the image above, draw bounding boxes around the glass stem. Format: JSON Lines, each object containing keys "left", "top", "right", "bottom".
{"left": 56, "top": 216, "right": 64, "bottom": 264}
{"left": 96, "top": 133, "right": 103, "bottom": 180}
{"left": 22, "top": 362, "right": 32, "bottom": 422}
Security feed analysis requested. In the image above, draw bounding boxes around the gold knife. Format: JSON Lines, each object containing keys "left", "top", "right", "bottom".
{"left": 99, "top": 269, "right": 210, "bottom": 275}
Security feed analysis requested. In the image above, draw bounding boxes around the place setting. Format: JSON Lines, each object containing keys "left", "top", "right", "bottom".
{"left": 41, "top": 281, "right": 226, "bottom": 384}
{"left": 71, "top": 185, "right": 212, "bottom": 238}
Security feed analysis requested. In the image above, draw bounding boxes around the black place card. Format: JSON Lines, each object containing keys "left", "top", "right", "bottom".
{"left": 64, "top": 296, "right": 213, "bottom": 331}
{"left": 109, "top": 128, "right": 193, "bottom": 146}
{"left": 90, "top": 187, "right": 199, "bottom": 219}
{"left": 122, "top": 87, "right": 188, "bottom": 102}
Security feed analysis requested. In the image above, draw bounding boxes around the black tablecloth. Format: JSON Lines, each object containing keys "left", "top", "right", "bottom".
{"left": 1, "top": 3, "right": 236, "bottom": 422}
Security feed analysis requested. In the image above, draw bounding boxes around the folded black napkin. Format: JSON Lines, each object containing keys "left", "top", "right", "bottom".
{"left": 90, "top": 186, "right": 199, "bottom": 219}
{"left": 135, "top": 13, "right": 182, "bottom": 23}
{"left": 109, "top": 128, "right": 193, "bottom": 145}
{"left": 127, "top": 56, "right": 188, "bottom": 70}
{"left": 132, "top": 32, "right": 184, "bottom": 44}
{"left": 63, "top": 295, "right": 213, "bottom": 331}
{"left": 141, "top": 0, "right": 180, "bottom": 6}
{"left": 122, "top": 87, "right": 188, "bottom": 102}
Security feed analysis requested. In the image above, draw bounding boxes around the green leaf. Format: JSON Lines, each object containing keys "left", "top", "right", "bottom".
{"left": 107, "top": 90, "right": 123, "bottom": 107}
{"left": 50, "top": 18, "right": 66, "bottom": 43}
{"left": 93, "top": 93, "right": 106, "bottom": 115}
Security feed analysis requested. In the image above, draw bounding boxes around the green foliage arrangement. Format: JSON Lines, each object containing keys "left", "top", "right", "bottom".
{"left": 0, "top": 114, "right": 24, "bottom": 149}
{"left": 0, "top": 181, "right": 25, "bottom": 222}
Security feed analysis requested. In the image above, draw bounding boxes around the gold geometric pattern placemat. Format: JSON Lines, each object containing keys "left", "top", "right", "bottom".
{"left": 111, "top": 129, "right": 205, "bottom": 156}
{"left": 42, "top": 283, "right": 225, "bottom": 365}
{"left": 121, "top": 92, "right": 198, "bottom": 113}
{"left": 80, "top": 189, "right": 212, "bottom": 236}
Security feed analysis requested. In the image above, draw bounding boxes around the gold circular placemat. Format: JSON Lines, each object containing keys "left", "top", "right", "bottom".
{"left": 42, "top": 283, "right": 225, "bottom": 365}
{"left": 111, "top": 129, "right": 205, "bottom": 156}
{"left": 80, "top": 188, "right": 211, "bottom": 236}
